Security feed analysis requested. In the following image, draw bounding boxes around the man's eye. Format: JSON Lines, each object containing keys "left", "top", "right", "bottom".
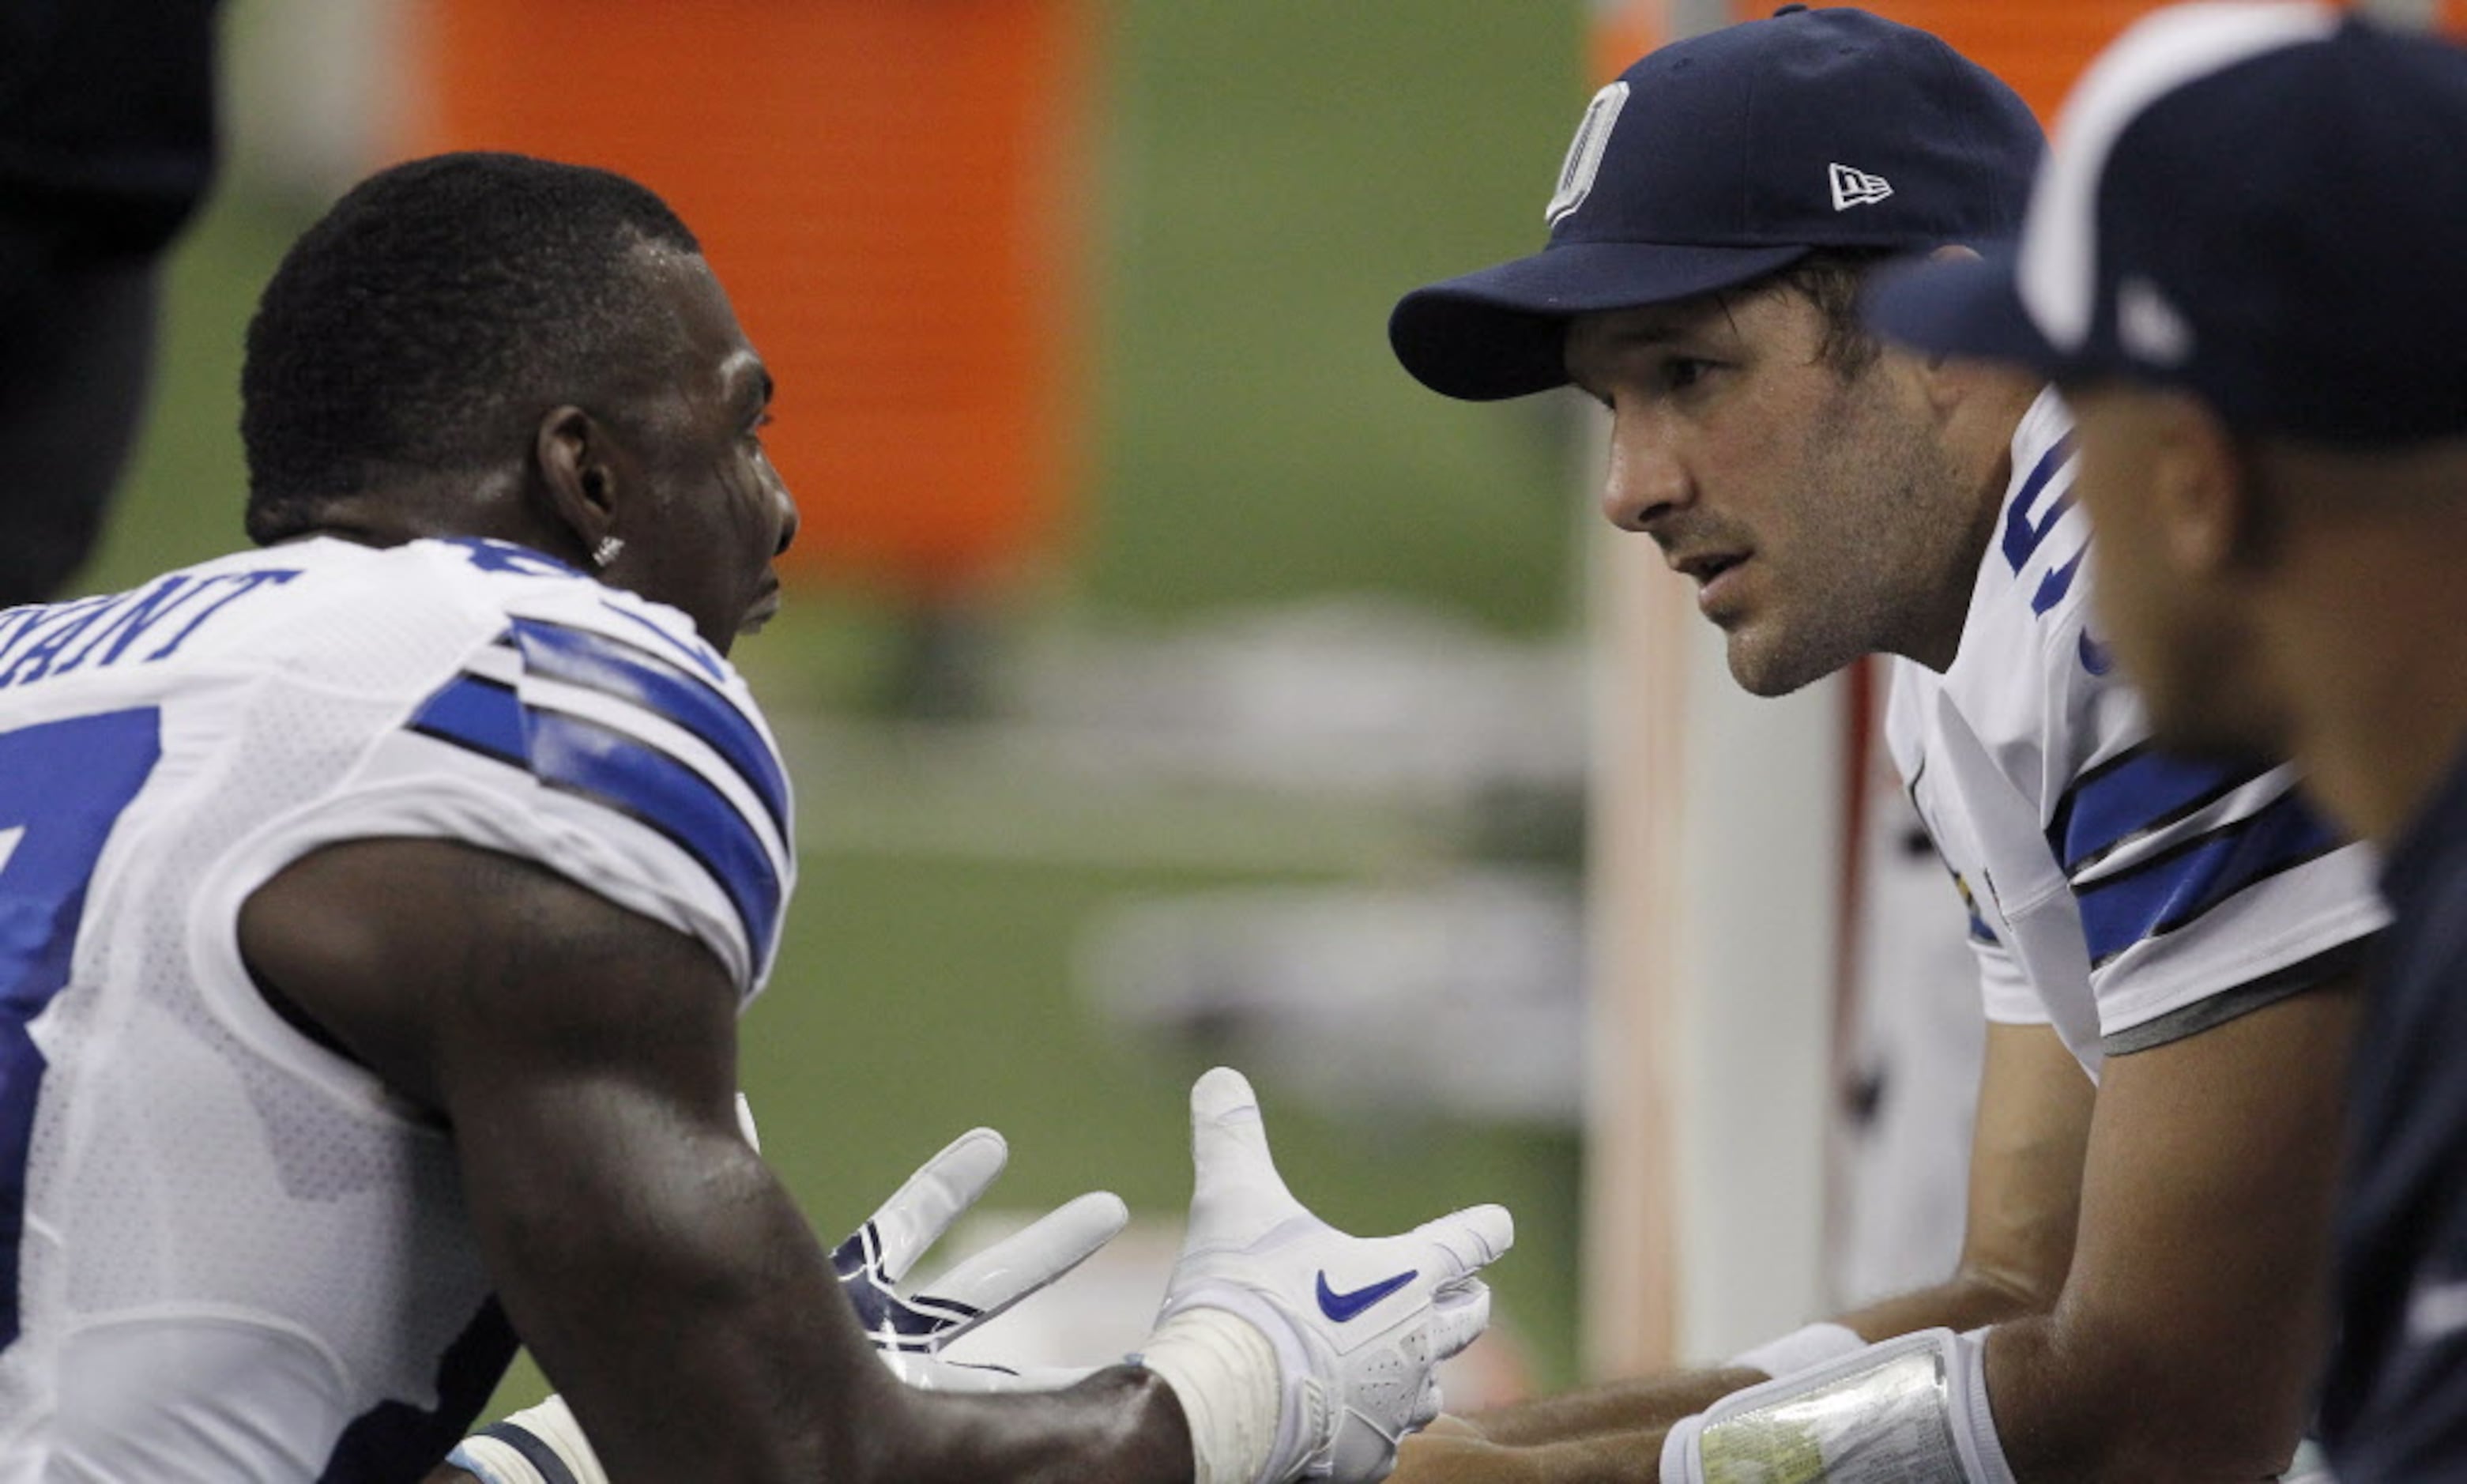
{"left": 1662, "top": 357, "right": 1713, "bottom": 391}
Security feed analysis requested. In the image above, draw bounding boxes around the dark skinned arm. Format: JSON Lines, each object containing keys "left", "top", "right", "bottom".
{"left": 1391, "top": 985, "right": 2352, "bottom": 1483}
{"left": 241, "top": 838, "right": 1192, "bottom": 1484}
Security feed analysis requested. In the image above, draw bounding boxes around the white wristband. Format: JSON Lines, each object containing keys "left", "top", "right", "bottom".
{"left": 1725, "top": 1320, "right": 1866, "bottom": 1380}
{"left": 1661, "top": 1327, "right": 2017, "bottom": 1484}
{"left": 1137, "top": 1306, "right": 1284, "bottom": 1484}
{"left": 446, "top": 1394, "right": 609, "bottom": 1484}
{"left": 1957, "top": 1326, "right": 2018, "bottom": 1484}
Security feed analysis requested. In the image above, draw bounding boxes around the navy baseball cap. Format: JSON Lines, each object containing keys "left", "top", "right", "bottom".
{"left": 1868, "top": 5, "right": 2467, "bottom": 445}
{"left": 1388, "top": 5, "right": 2044, "bottom": 401}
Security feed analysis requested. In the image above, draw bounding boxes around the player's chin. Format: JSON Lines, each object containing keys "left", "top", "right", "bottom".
{"left": 1723, "top": 623, "right": 1840, "bottom": 699}
{"left": 738, "top": 589, "right": 782, "bottom": 638}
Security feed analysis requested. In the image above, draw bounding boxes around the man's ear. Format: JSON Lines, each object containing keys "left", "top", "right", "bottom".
{"left": 533, "top": 405, "right": 617, "bottom": 560}
{"left": 2149, "top": 394, "right": 2258, "bottom": 575}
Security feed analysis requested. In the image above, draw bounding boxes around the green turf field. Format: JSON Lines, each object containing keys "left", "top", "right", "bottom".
{"left": 80, "top": 0, "right": 1596, "bottom": 1413}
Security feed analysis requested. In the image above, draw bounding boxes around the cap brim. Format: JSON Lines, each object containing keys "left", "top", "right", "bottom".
{"left": 1390, "top": 240, "right": 1814, "bottom": 401}
{"left": 1862, "top": 247, "right": 2068, "bottom": 374}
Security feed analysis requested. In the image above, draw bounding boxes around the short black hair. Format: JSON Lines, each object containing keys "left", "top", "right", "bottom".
{"left": 240, "top": 152, "right": 701, "bottom": 544}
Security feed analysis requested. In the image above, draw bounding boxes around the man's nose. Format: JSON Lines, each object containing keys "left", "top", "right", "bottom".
{"left": 1599, "top": 418, "right": 1691, "bottom": 533}
{"left": 770, "top": 479, "right": 800, "bottom": 558}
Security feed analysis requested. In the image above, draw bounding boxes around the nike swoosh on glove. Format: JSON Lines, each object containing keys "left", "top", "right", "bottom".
{"left": 1150, "top": 1068, "right": 1512, "bottom": 1482}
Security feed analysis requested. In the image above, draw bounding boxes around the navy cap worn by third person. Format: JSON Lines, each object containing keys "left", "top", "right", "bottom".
{"left": 1388, "top": 4, "right": 2044, "bottom": 402}
{"left": 1867, "top": 3, "right": 2467, "bottom": 446}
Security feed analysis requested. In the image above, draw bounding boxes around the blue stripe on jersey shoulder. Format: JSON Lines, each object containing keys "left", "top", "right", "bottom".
{"left": 508, "top": 617, "right": 789, "bottom": 837}
{"left": 2075, "top": 789, "right": 2341, "bottom": 967}
{"left": 529, "top": 709, "right": 783, "bottom": 969}
{"left": 597, "top": 597, "right": 728, "bottom": 684}
{"left": 408, "top": 673, "right": 784, "bottom": 972}
{"left": 408, "top": 675, "right": 525, "bottom": 764}
{"left": 2048, "top": 744, "right": 2277, "bottom": 878}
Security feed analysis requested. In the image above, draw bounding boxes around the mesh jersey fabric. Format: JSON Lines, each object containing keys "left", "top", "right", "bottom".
{"left": 0, "top": 536, "right": 793, "bottom": 1482}
{"left": 1885, "top": 390, "right": 2384, "bottom": 1076}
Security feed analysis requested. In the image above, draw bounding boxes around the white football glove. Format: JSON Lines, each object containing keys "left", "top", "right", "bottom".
{"left": 448, "top": 1099, "right": 1130, "bottom": 1484}
{"left": 833, "top": 1124, "right": 1130, "bottom": 1392}
{"left": 1138, "top": 1068, "right": 1513, "bottom": 1484}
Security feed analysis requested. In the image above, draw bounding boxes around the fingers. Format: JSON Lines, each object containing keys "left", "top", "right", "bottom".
{"left": 1425, "top": 1278, "right": 1492, "bottom": 1362}
{"left": 1410, "top": 1203, "right": 1515, "bottom": 1282}
{"left": 1189, "top": 1064, "right": 1261, "bottom": 1127}
{"left": 1186, "top": 1066, "right": 1301, "bottom": 1236}
{"left": 868, "top": 1128, "right": 1009, "bottom": 1284}
{"left": 917, "top": 1189, "right": 1129, "bottom": 1324}
{"left": 1410, "top": 1373, "right": 1447, "bottom": 1432}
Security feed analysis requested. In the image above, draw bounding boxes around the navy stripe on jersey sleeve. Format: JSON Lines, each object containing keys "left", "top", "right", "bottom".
{"left": 2076, "top": 789, "right": 2342, "bottom": 967}
{"left": 408, "top": 675, "right": 524, "bottom": 765}
{"left": 407, "top": 671, "right": 785, "bottom": 972}
{"left": 508, "top": 617, "right": 789, "bottom": 837}
{"left": 529, "top": 709, "right": 784, "bottom": 965}
{"left": 2048, "top": 744, "right": 2273, "bottom": 877}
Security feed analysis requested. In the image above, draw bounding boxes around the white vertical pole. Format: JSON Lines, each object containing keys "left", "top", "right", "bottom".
{"left": 1580, "top": 0, "right": 1843, "bottom": 1378}
{"left": 1582, "top": 435, "right": 1691, "bottom": 1377}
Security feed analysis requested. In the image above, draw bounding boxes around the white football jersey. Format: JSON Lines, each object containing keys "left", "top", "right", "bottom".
{"left": 1886, "top": 390, "right": 2386, "bottom": 1077}
{"left": 0, "top": 537, "right": 794, "bottom": 1482}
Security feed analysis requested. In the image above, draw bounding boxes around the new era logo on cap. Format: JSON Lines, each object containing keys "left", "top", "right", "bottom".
{"left": 1829, "top": 163, "right": 1893, "bottom": 210}
{"left": 1388, "top": 6, "right": 2045, "bottom": 402}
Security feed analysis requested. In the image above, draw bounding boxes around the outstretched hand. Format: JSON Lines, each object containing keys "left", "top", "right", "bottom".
{"left": 1147, "top": 1067, "right": 1514, "bottom": 1482}
{"left": 832, "top": 1124, "right": 1129, "bottom": 1391}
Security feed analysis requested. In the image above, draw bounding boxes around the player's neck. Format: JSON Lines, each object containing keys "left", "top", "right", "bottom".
{"left": 1904, "top": 406, "right": 2027, "bottom": 674}
{"left": 305, "top": 469, "right": 578, "bottom": 566}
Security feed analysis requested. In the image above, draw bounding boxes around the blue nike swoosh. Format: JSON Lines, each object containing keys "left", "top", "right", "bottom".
{"left": 1316, "top": 1267, "right": 1419, "bottom": 1323}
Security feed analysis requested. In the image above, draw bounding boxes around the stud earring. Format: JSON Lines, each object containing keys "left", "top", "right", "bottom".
{"left": 592, "top": 536, "right": 625, "bottom": 569}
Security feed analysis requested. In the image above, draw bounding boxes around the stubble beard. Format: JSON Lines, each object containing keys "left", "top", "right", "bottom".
{"left": 1723, "top": 375, "right": 1969, "bottom": 698}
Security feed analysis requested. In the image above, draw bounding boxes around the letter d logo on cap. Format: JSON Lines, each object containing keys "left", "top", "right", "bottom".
{"left": 1547, "top": 82, "right": 1630, "bottom": 227}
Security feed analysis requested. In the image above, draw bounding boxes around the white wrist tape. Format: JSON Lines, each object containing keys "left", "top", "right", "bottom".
{"left": 1727, "top": 1321, "right": 1868, "bottom": 1381}
{"left": 1137, "top": 1305, "right": 1284, "bottom": 1484}
{"left": 1661, "top": 1327, "right": 2017, "bottom": 1484}
{"left": 444, "top": 1394, "right": 610, "bottom": 1484}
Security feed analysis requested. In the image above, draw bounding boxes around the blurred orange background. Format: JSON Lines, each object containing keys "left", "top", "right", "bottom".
{"left": 409, "top": 1, "right": 1096, "bottom": 601}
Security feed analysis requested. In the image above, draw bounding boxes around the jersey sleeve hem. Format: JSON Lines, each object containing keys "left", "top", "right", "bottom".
{"left": 186, "top": 776, "right": 757, "bottom": 1128}
{"left": 2099, "top": 936, "right": 2372, "bottom": 1056}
